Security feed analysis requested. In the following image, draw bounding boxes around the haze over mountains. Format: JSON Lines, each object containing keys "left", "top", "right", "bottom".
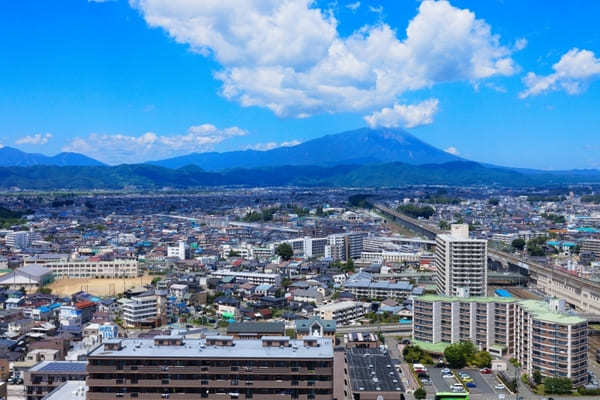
{"left": 0, "top": 146, "right": 104, "bottom": 167}
{"left": 1, "top": 127, "right": 599, "bottom": 189}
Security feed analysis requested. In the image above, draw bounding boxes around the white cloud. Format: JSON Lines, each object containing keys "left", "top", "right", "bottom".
{"left": 444, "top": 146, "right": 460, "bottom": 155}
{"left": 368, "top": 5, "right": 383, "bottom": 13}
{"left": 131, "top": 0, "right": 518, "bottom": 118}
{"left": 16, "top": 133, "right": 53, "bottom": 145}
{"left": 364, "top": 99, "right": 439, "bottom": 128}
{"left": 62, "top": 124, "right": 247, "bottom": 164}
{"left": 246, "top": 139, "right": 302, "bottom": 151}
{"left": 513, "top": 38, "right": 527, "bottom": 51}
{"left": 520, "top": 48, "right": 600, "bottom": 98}
{"left": 346, "top": 2, "right": 360, "bottom": 11}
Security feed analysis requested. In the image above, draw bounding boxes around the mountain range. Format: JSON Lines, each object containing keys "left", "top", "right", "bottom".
{"left": 0, "top": 146, "right": 104, "bottom": 167}
{"left": 1, "top": 127, "right": 600, "bottom": 189}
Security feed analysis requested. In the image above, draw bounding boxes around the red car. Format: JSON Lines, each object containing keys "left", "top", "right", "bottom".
{"left": 480, "top": 368, "right": 492, "bottom": 374}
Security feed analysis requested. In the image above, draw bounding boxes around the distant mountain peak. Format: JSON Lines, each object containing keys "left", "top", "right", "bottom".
{"left": 0, "top": 146, "right": 104, "bottom": 167}
{"left": 149, "top": 127, "right": 461, "bottom": 170}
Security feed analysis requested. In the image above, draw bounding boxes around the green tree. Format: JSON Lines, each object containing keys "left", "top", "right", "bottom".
{"left": 511, "top": 238, "right": 526, "bottom": 251}
{"left": 275, "top": 243, "right": 294, "bottom": 261}
{"left": 414, "top": 387, "right": 426, "bottom": 400}
{"left": 444, "top": 341, "right": 477, "bottom": 369}
{"left": 533, "top": 369, "right": 542, "bottom": 385}
{"left": 544, "top": 377, "right": 572, "bottom": 394}
{"left": 439, "top": 220, "right": 450, "bottom": 230}
{"left": 472, "top": 351, "right": 492, "bottom": 368}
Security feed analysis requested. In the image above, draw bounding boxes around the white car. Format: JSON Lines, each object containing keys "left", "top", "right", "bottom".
{"left": 495, "top": 383, "right": 506, "bottom": 390}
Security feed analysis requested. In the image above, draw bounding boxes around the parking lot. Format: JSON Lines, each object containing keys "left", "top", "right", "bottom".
{"left": 424, "top": 366, "right": 510, "bottom": 400}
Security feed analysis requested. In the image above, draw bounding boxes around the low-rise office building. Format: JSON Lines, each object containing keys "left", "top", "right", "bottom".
{"left": 412, "top": 295, "right": 588, "bottom": 386}
{"left": 87, "top": 335, "right": 334, "bottom": 400}
{"left": 24, "top": 258, "right": 138, "bottom": 279}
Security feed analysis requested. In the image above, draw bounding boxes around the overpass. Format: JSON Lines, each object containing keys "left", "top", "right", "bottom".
{"left": 374, "top": 203, "right": 600, "bottom": 314}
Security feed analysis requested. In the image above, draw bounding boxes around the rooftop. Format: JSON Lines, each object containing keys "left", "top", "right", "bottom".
{"left": 30, "top": 361, "right": 87, "bottom": 374}
{"left": 227, "top": 321, "right": 285, "bottom": 334}
{"left": 346, "top": 347, "right": 404, "bottom": 393}
{"left": 88, "top": 337, "right": 334, "bottom": 359}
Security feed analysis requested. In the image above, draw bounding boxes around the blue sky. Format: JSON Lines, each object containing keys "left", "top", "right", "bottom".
{"left": 1, "top": 0, "right": 599, "bottom": 168}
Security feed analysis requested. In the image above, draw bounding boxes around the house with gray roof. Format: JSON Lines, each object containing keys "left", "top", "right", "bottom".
{"left": 295, "top": 316, "right": 336, "bottom": 339}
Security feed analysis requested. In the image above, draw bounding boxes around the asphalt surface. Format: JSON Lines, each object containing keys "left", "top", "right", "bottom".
{"left": 462, "top": 368, "right": 495, "bottom": 395}
{"left": 429, "top": 367, "right": 455, "bottom": 393}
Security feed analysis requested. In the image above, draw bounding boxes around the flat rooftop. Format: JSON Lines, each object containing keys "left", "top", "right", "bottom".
{"left": 43, "top": 381, "right": 87, "bottom": 400}
{"left": 88, "top": 337, "right": 334, "bottom": 359}
{"left": 346, "top": 347, "right": 404, "bottom": 393}
{"left": 30, "top": 361, "right": 87, "bottom": 374}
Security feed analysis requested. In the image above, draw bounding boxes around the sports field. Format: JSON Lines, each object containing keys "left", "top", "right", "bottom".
{"left": 47, "top": 275, "right": 154, "bottom": 297}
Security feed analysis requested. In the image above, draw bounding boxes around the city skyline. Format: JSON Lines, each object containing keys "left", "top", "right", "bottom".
{"left": 1, "top": 0, "right": 600, "bottom": 169}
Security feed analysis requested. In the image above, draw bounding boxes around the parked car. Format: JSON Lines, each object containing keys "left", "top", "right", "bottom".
{"left": 480, "top": 368, "right": 492, "bottom": 374}
{"left": 441, "top": 368, "right": 451, "bottom": 374}
{"left": 442, "top": 373, "right": 454, "bottom": 378}
{"left": 466, "top": 382, "right": 477, "bottom": 388}
{"left": 495, "top": 383, "right": 506, "bottom": 390}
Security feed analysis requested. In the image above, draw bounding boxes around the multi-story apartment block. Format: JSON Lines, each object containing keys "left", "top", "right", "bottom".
{"left": 343, "top": 276, "right": 413, "bottom": 300}
{"left": 213, "top": 270, "right": 281, "bottom": 286}
{"left": 122, "top": 295, "right": 160, "bottom": 328}
{"left": 581, "top": 239, "right": 600, "bottom": 258}
{"left": 316, "top": 301, "right": 369, "bottom": 325}
{"left": 434, "top": 224, "right": 487, "bottom": 297}
{"left": 24, "top": 361, "right": 86, "bottom": 400}
{"left": 412, "top": 295, "right": 588, "bottom": 386}
{"left": 87, "top": 335, "right": 334, "bottom": 400}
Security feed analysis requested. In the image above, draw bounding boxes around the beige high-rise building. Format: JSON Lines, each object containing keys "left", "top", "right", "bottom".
{"left": 434, "top": 224, "right": 487, "bottom": 297}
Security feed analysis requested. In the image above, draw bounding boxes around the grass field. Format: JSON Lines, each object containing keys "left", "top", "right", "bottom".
{"left": 47, "top": 275, "right": 154, "bottom": 297}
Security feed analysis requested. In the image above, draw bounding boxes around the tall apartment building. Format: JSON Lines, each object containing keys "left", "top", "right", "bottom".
{"left": 87, "top": 335, "right": 334, "bottom": 400}
{"left": 434, "top": 224, "right": 487, "bottom": 297}
{"left": 412, "top": 295, "right": 588, "bottom": 386}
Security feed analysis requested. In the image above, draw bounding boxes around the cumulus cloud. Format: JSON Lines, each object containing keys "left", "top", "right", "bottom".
{"left": 246, "top": 140, "right": 302, "bottom": 151}
{"left": 16, "top": 133, "right": 53, "bottom": 145}
{"left": 513, "top": 38, "right": 527, "bottom": 51}
{"left": 520, "top": 48, "right": 600, "bottom": 98}
{"left": 346, "top": 2, "right": 360, "bottom": 11}
{"left": 444, "top": 146, "right": 460, "bottom": 155}
{"left": 364, "top": 99, "right": 439, "bottom": 128}
{"left": 130, "top": 0, "right": 518, "bottom": 118}
{"left": 62, "top": 124, "right": 246, "bottom": 164}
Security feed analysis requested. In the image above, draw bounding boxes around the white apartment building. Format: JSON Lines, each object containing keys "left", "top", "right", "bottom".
{"left": 435, "top": 224, "right": 487, "bottom": 297}
{"left": 212, "top": 269, "right": 281, "bottom": 286}
{"left": 167, "top": 241, "right": 187, "bottom": 260}
{"left": 317, "top": 301, "right": 369, "bottom": 325}
{"left": 6, "top": 231, "right": 40, "bottom": 249}
{"left": 357, "top": 251, "right": 419, "bottom": 264}
{"left": 122, "top": 295, "right": 159, "bottom": 328}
